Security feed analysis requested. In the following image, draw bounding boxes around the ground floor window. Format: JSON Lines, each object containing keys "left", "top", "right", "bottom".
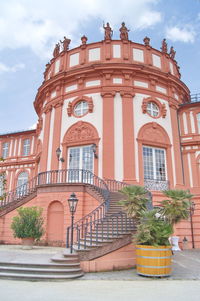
{"left": 143, "top": 146, "right": 166, "bottom": 181}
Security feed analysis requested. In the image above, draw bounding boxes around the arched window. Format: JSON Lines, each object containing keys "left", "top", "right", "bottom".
{"left": 17, "top": 172, "right": 29, "bottom": 196}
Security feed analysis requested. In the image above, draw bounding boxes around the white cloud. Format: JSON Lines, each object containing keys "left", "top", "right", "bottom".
{"left": 0, "top": 0, "right": 162, "bottom": 59}
{"left": 29, "top": 123, "right": 37, "bottom": 130}
{"left": 0, "top": 62, "right": 25, "bottom": 74}
{"left": 166, "top": 26, "right": 196, "bottom": 43}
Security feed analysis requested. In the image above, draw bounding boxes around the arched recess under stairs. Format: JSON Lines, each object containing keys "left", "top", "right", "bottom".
{"left": 47, "top": 201, "right": 64, "bottom": 246}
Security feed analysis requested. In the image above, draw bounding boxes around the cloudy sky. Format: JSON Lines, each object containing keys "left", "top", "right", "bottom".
{"left": 0, "top": 0, "right": 200, "bottom": 133}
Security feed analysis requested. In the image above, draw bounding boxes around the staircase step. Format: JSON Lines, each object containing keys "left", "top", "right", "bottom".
{"left": 51, "top": 256, "right": 80, "bottom": 263}
{"left": 0, "top": 271, "right": 84, "bottom": 281}
{"left": 0, "top": 266, "right": 82, "bottom": 275}
{"left": 0, "top": 261, "right": 80, "bottom": 269}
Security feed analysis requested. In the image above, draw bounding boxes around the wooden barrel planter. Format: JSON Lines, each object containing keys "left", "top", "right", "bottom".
{"left": 136, "top": 245, "right": 172, "bottom": 277}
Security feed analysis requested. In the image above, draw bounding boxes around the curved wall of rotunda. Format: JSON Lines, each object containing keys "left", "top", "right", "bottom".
{"left": 34, "top": 30, "right": 190, "bottom": 189}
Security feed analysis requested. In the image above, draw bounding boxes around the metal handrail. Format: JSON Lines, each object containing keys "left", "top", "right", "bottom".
{"left": 0, "top": 169, "right": 109, "bottom": 209}
{"left": 190, "top": 93, "right": 200, "bottom": 103}
{"left": 104, "top": 178, "right": 131, "bottom": 191}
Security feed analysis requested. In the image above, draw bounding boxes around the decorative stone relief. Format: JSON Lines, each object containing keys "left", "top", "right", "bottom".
{"left": 65, "top": 121, "right": 98, "bottom": 143}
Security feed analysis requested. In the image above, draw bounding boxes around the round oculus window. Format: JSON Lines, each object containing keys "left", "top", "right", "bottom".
{"left": 74, "top": 101, "right": 89, "bottom": 117}
{"left": 147, "top": 102, "right": 159, "bottom": 117}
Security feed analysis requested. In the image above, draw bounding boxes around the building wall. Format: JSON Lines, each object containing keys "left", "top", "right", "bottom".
{"left": 1, "top": 38, "right": 200, "bottom": 250}
{"left": 0, "top": 187, "right": 99, "bottom": 246}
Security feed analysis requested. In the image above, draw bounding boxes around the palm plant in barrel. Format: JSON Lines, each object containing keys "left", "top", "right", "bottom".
{"left": 135, "top": 208, "right": 173, "bottom": 277}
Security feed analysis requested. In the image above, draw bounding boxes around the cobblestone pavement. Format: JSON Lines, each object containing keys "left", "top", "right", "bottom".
{"left": 0, "top": 245, "right": 200, "bottom": 280}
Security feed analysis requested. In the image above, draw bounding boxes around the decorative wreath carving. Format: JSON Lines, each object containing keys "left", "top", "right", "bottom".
{"left": 137, "top": 122, "right": 171, "bottom": 146}
{"left": 142, "top": 97, "right": 167, "bottom": 118}
{"left": 63, "top": 121, "right": 99, "bottom": 146}
{"left": 67, "top": 95, "right": 94, "bottom": 117}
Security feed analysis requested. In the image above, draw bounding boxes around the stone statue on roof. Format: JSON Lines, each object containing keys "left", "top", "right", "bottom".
{"left": 60, "top": 37, "right": 71, "bottom": 52}
{"left": 103, "top": 22, "right": 113, "bottom": 40}
{"left": 161, "top": 38, "right": 168, "bottom": 54}
{"left": 53, "top": 43, "right": 60, "bottom": 58}
{"left": 119, "top": 22, "right": 129, "bottom": 41}
{"left": 169, "top": 46, "right": 176, "bottom": 60}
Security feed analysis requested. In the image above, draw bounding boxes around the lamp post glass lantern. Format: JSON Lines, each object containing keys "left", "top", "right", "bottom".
{"left": 56, "top": 147, "right": 64, "bottom": 162}
{"left": 68, "top": 193, "right": 79, "bottom": 253}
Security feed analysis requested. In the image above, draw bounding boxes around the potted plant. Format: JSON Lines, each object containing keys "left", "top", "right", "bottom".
{"left": 119, "top": 186, "right": 192, "bottom": 277}
{"left": 160, "top": 189, "right": 193, "bottom": 251}
{"left": 135, "top": 209, "right": 173, "bottom": 277}
{"left": 11, "top": 206, "right": 44, "bottom": 249}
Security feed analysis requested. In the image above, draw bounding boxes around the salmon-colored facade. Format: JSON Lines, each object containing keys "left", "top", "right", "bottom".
{"left": 0, "top": 25, "right": 200, "bottom": 271}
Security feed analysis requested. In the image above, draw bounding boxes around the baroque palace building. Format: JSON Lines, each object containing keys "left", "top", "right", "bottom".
{"left": 0, "top": 23, "right": 199, "bottom": 271}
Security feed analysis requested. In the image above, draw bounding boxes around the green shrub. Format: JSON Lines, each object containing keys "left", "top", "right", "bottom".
{"left": 11, "top": 207, "right": 44, "bottom": 241}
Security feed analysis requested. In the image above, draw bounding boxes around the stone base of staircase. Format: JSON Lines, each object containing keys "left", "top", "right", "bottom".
{"left": 0, "top": 246, "right": 84, "bottom": 281}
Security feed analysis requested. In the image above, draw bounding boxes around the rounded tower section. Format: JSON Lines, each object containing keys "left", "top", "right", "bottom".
{"left": 34, "top": 26, "right": 190, "bottom": 190}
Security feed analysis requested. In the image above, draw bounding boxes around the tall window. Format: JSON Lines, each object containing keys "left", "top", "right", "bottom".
{"left": 68, "top": 145, "right": 94, "bottom": 183}
{"left": 0, "top": 173, "right": 5, "bottom": 198}
{"left": 23, "top": 139, "right": 30, "bottom": 156}
{"left": 143, "top": 146, "right": 166, "bottom": 181}
{"left": 197, "top": 113, "right": 200, "bottom": 133}
{"left": 2, "top": 142, "right": 9, "bottom": 159}
{"left": 17, "top": 172, "right": 28, "bottom": 196}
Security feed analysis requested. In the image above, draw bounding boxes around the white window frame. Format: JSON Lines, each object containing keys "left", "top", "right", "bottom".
{"left": 17, "top": 172, "right": 29, "bottom": 196}
{"left": 2, "top": 142, "right": 9, "bottom": 159}
{"left": 23, "top": 139, "right": 30, "bottom": 156}
{"left": 74, "top": 101, "right": 89, "bottom": 117}
{"left": 143, "top": 146, "right": 167, "bottom": 181}
{"left": 147, "top": 102, "right": 159, "bottom": 117}
{"left": 0, "top": 173, "right": 5, "bottom": 197}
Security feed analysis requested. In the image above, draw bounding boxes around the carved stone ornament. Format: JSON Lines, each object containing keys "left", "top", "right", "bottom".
{"left": 66, "top": 121, "right": 97, "bottom": 143}
{"left": 142, "top": 97, "right": 167, "bottom": 118}
{"left": 36, "top": 117, "right": 43, "bottom": 135}
{"left": 67, "top": 96, "right": 94, "bottom": 117}
{"left": 142, "top": 127, "right": 164, "bottom": 143}
{"left": 138, "top": 122, "right": 170, "bottom": 146}
{"left": 67, "top": 101, "right": 73, "bottom": 116}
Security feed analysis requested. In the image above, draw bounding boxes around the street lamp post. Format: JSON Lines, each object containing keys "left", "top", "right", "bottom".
{"left": 68, "top": 192, "right": 79, "bottom": 253}
{"left": 190, "top": 201, "right": 195, "bottom": 249}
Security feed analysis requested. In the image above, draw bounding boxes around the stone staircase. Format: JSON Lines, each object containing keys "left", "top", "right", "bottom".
{"left": 0, "top": 251, "right": 83, "bottom": 281}
{"left": 70, "top": 191, "right": 136, "bottom": 260}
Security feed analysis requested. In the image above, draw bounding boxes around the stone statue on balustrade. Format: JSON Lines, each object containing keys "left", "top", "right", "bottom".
{"left": 103, "top": 22, "right": 113, "bottom": 40}
{"left": 161, "top": 38, "right": 168, "bottom": 53}
{"left": 169, "top": 46, "right": 176, "bottom": 60}
{"left": 60, "top": 37, "right": 71, "bottom": 52}
{"left": 119, "top": 22, "right": 129, "bottom": 41}
{"left": 53, "top": 43, "right": 60, "bottom": 58}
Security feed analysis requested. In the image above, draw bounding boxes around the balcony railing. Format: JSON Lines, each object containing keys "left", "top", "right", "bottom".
{"left": 144, "top": 179, "right": 169, "bottom": 191}
{"left": 190, "top": 93, "right": 200, "bottom": 103}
